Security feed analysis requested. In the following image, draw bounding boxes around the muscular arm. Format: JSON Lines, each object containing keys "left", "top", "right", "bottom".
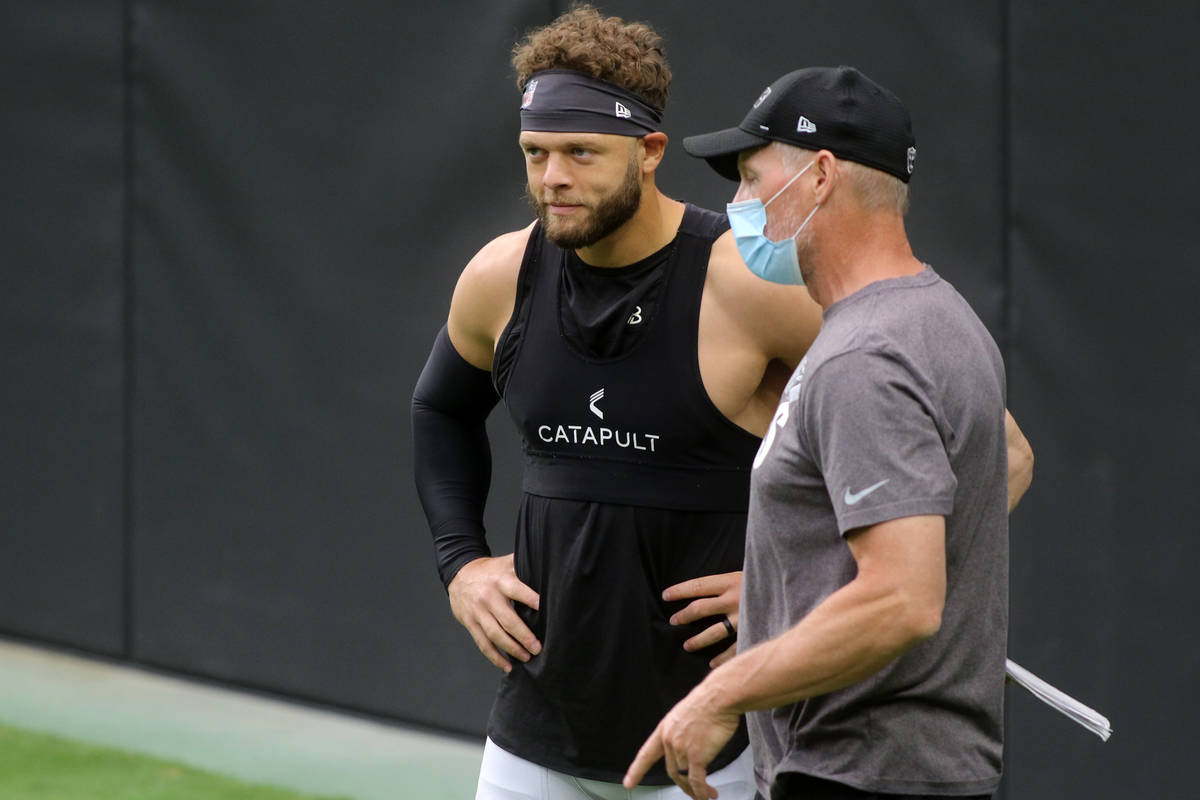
{"left": 411, "top": 228, "right": 528, "bottom": 584}
{"left": 445, "top": 226, "right": 530, "bottom": 369}
{"left": 412, "top": 226, "right": 542, "bottom": 671}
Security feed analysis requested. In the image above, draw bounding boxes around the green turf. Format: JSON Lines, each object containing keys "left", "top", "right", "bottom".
{"left": 0, "top": 722, "right": 352, "bottom": 800}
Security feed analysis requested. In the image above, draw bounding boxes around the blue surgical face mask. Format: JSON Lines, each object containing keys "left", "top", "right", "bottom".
{"left": 726, "top": 159, "right": 820, "bottom": 285}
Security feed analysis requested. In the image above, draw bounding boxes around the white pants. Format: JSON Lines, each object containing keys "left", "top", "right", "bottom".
{"left": 476, "top": 737, "right": 757, "bottom": 800}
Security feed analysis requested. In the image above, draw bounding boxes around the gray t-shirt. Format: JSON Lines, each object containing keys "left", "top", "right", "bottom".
{"left": 742, "top": 267, "right": 1008, "bottom": 796}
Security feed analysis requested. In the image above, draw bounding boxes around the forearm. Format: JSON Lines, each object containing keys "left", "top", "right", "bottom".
{"left": 700, "top": 576, "right": 935, "bottom": 715}
{"left": 413, "top": 403, "right": 493, "bottom": 585}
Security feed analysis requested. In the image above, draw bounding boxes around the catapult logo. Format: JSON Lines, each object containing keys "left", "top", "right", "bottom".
{"left": 535, "top": 388, "right": 662, "bottom": 452}
{"left": 589, "top": 389, "right": 605, "bottom": 419}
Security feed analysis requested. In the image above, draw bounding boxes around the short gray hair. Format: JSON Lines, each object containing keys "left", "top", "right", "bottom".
{"left": 774, "top": 142, "right": 910, "bottom": 217}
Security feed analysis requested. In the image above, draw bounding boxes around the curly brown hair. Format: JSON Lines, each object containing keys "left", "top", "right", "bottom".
{"left": 512, "top": 4, "right": 671, "bottom": 110}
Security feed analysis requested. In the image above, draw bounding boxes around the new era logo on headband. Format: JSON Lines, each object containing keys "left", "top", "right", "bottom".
{"left": 615, "top": 101, "right": 631, "bottom": 119}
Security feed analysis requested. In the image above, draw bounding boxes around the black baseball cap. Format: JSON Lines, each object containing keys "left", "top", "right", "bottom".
{"left": 683, "top": 66, "right": 916, "bottom": 183}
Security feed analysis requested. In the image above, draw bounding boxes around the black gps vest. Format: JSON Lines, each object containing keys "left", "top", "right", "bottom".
{"left": 494, "top": 203, "right": 760, "bottom": 511}
{"left": 485, "top": 205, "right": 760, "bottom": 785}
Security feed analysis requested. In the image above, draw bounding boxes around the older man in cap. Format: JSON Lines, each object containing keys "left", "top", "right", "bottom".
{"left": 625, "top": 66, "right": 1010, "bottom": 800}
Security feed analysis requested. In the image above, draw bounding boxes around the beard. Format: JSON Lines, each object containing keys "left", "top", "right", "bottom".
{"left": 526, "top": 155, "right": 642, "bottom": 249}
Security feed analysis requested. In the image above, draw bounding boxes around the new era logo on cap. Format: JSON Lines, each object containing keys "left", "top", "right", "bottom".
{"left": 683, "top": 66, "right": 917, "bottom": 184}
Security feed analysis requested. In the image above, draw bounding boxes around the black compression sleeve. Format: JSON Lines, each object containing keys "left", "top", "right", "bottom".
{"left": 411, "top": 325, "right": 501, "bottom": 588}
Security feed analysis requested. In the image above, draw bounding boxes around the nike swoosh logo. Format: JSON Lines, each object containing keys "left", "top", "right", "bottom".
{"left": 844, "top": 479, "right": 889, "bottom": 506}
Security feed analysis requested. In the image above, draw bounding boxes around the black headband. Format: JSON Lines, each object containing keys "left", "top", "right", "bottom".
{"left": 519, "top": 70, "right": 663, "bottom": 136}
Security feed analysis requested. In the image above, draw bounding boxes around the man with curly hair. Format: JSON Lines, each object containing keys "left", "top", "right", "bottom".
{"left": 412, "top": 6, "right": 819, "bottom": 798}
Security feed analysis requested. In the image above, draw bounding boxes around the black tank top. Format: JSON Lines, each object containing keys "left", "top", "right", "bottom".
{"left": 495, "top": 203, "right": 760, "bottom": 512}
{"left": 488, "top": 205, "right": 760, "bottom": 784}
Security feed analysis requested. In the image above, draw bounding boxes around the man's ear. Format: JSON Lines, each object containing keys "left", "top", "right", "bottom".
{"left": 639, "top": 132, "right": 669, "bottom": 173}
{"left": 813, "top": 149, "right": 839, "bottom": 203}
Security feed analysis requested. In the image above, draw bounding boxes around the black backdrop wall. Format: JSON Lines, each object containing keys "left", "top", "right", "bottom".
{"left": 3, "top": 2, "right": 1197, "bottom": 797}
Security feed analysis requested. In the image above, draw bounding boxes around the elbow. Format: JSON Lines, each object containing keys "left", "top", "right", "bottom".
{"left": 892, "top": 587, "right": 943, "bottom": 646}
{"left": 857, "top": 571, "right": 944, "bottom": 649}
{"left": 410, "top": 391, "right": 432, "bottom": 419}
{"left": 865, "top": 581, "right": 944, "bottom": 650}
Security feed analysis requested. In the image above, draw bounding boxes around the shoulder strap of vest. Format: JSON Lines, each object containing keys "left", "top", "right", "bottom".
{"left": 493, "top": 222, "right": 547, "bottom": 396}
{"left": 677, "top": 203, "right": 730, "bottom": 241}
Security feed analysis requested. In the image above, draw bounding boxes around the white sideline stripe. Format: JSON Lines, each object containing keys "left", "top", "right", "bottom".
{"left": 0, "top": 637, "right": 482, "bottom": 799}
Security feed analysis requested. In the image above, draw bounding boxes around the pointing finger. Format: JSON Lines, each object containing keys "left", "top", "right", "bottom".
{"left": 623, "top": 730, "right": 665, "bottom": 790}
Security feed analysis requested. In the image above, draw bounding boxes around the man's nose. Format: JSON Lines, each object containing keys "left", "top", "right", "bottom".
{"left": 542, "top": 153, "right": 571, "bottom": 189}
